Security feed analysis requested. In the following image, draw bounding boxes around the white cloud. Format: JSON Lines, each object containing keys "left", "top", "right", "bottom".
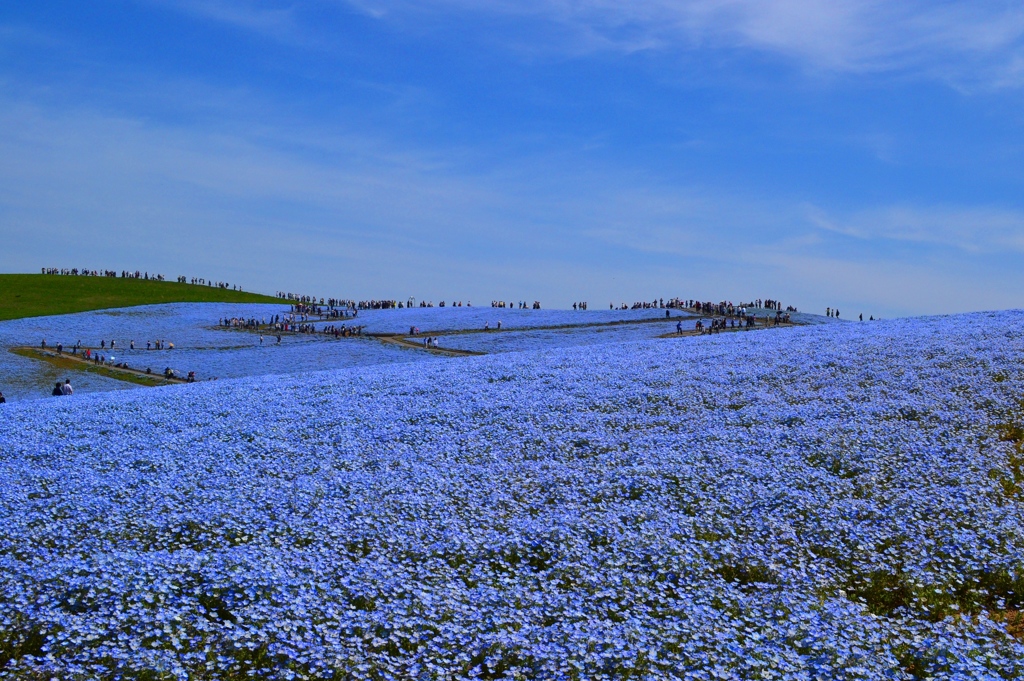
{"left": 142, "top": 0, "right": 305, "bottom": 44}
{"left": 132, "top": 1, "right": 1024, "bottom": 89}
{"left": 806, "top": 204, "right": 1024, "bottom": 253}
{"left": 343, "top": 0, "right": 1024, "bottom": 85}
{"left": 138, "top": 1, "right": 1024, "bottom": 86}
{"left": 2, "top": 84, "right": 1022, "bottom": 315}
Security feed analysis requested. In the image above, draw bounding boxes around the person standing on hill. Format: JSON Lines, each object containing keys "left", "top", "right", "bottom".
{"left": 52, "top": 382, "right": 64, "bottom": 397}
{"left": 0, "top": 391, "right": 6, "bottom": 403}
{"left": 61, "top": 379, "right": 73, "bottom": 396}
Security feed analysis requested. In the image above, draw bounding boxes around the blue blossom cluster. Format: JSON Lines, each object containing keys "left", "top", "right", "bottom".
{"left": 431, "top": 320, "right": 691, "bottom": 354}
{"left": 0, "top": 311, "right": 1022, "bottom": 679}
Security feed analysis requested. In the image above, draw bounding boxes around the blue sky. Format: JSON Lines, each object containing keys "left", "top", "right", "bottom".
{"left": 2, "top": 1, "right": 1023, "bottom": 316}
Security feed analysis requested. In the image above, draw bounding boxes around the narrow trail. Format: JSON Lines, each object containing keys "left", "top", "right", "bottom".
{"left": 375, "top": 335, "right": 485, "bottom": 357}
{"left": 10, "top": 347, "right": 188, "bottom": 386}
{"left": 656, "top": 322, "right": 797, "bottom": 339}
{"left": 367, "top": 314, "right": 697, "bottom": 339}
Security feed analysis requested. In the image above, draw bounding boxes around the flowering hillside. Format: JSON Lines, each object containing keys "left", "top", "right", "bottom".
{"left": 0, "top": 312, "right": 1022, "bottom": 679}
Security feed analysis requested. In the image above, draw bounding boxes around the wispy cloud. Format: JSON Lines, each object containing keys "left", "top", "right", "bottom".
{"left": 141, "top": 0, "right": 304, "bottom": 44}
{"left": 341, "top": 1, "right": 1024, "bottom": 86}
{"left": 2, "top": 72, "right": 1022, "bottom": 315}
{"left": 806, "top": 204, "right": 1024, "bottom": 253}
{"left": 137, "top": 1, "right": 1024, "bottom": 87}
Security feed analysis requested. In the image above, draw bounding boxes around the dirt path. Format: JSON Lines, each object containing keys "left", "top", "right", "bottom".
{"left": 10, "top": 347, "right": 188, "bottom": 386}
{"left": 656, "top": 322, "right": 797, "bottom": 339}
{"left": 372, "top": 315, "right": 696, "bottom": 339}
{"left": 375, "top": 335, "right": 485, "bottom": 357}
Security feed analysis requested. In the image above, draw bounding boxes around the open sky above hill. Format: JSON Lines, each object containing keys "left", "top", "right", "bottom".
{"left": 2, "top": 1, "right": 1023, "bottom": 317}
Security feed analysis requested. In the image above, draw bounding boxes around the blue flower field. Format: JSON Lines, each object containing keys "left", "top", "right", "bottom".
{"left": 0, "top": 311, "right": 1022, "bottom": 679}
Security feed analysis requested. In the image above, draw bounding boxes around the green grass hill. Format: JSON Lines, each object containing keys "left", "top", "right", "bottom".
{"left": 0, "top": 274, "right": 281, "bottom": 321}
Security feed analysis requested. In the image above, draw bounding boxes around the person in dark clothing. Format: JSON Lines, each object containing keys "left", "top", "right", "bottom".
{"left": 52, "top": 382, "right": 64, "bottom": 396}
{"left": 0, "top": 391, "right": 6, "bottom": 403}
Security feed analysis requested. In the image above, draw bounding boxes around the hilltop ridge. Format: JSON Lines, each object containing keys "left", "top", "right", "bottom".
{"left": 0, "top": 273, "right": 279, "bottom": 321}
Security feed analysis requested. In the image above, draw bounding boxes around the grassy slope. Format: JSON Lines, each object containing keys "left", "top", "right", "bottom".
{"left": 0, "top": 274, "right": 281, "bottom": 321}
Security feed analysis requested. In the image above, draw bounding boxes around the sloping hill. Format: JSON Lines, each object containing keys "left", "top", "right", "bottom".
{"left": 0, "top": 312, "right": 1021, "bottom": 676}
{"left": 0, "top": 274, "right": 279, "bottom": 321}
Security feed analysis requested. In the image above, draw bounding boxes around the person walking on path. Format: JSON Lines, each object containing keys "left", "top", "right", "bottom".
{"left": 61, "top": 379, "right": 73, "bottom": 396}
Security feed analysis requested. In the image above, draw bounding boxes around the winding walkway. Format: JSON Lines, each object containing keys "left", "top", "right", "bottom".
{"left": 10, "top": 347, "right": 187, "bottom": 386}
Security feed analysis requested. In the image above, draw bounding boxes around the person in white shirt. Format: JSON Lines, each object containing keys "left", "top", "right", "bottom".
{"left": 61, "top": 379, "right": 73, "bottom": 396}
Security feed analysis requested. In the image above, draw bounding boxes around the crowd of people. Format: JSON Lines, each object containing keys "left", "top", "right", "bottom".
{"left": 35, "top": 337, "right": 187, "bottom": 388}
{"left": 42, "top": 267, "right": 167, "bottom": 280}
{"left": 602, "top": 298, "right": 799, "bottom": 315}
{"left": 404, "top": 300, "right": 477, "bottom": 308}
{"left": 489, "top": 301, "right": 542, "bottom": 309}
{"left": 180, "top": 276, "right": 241, "bottom": 290}
{"left": 741, "top": 298, "right": 795, "bottom": 312}
{"left": 288, "top": 303, "right": 358, "bottom": 319}
{"left": 219, "top": 313, "right": 365, "bottom": 340}
{"left": 43, "top": 338, "right": 174, "bottom": 353}
{"left": 276, "top": 293, "right": 405, "bottom": 310}
{"left": 275, "top": 294, "right": 550, "bottom": 311}
{"left": 680, "top": 313, "right": 789, "bottom": 335}
{"left": 270, "top": 294, "right": 874, "bottom": 323}
{"left": 222, "top": 316, "right": 266, "bottom": 330}
{"left": 40, "top": 266, "right": 256, "bottom": 289}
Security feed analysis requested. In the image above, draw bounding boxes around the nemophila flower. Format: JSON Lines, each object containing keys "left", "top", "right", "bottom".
{"left": 0, "top": 312, "right": 1023, "bottom": 678}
